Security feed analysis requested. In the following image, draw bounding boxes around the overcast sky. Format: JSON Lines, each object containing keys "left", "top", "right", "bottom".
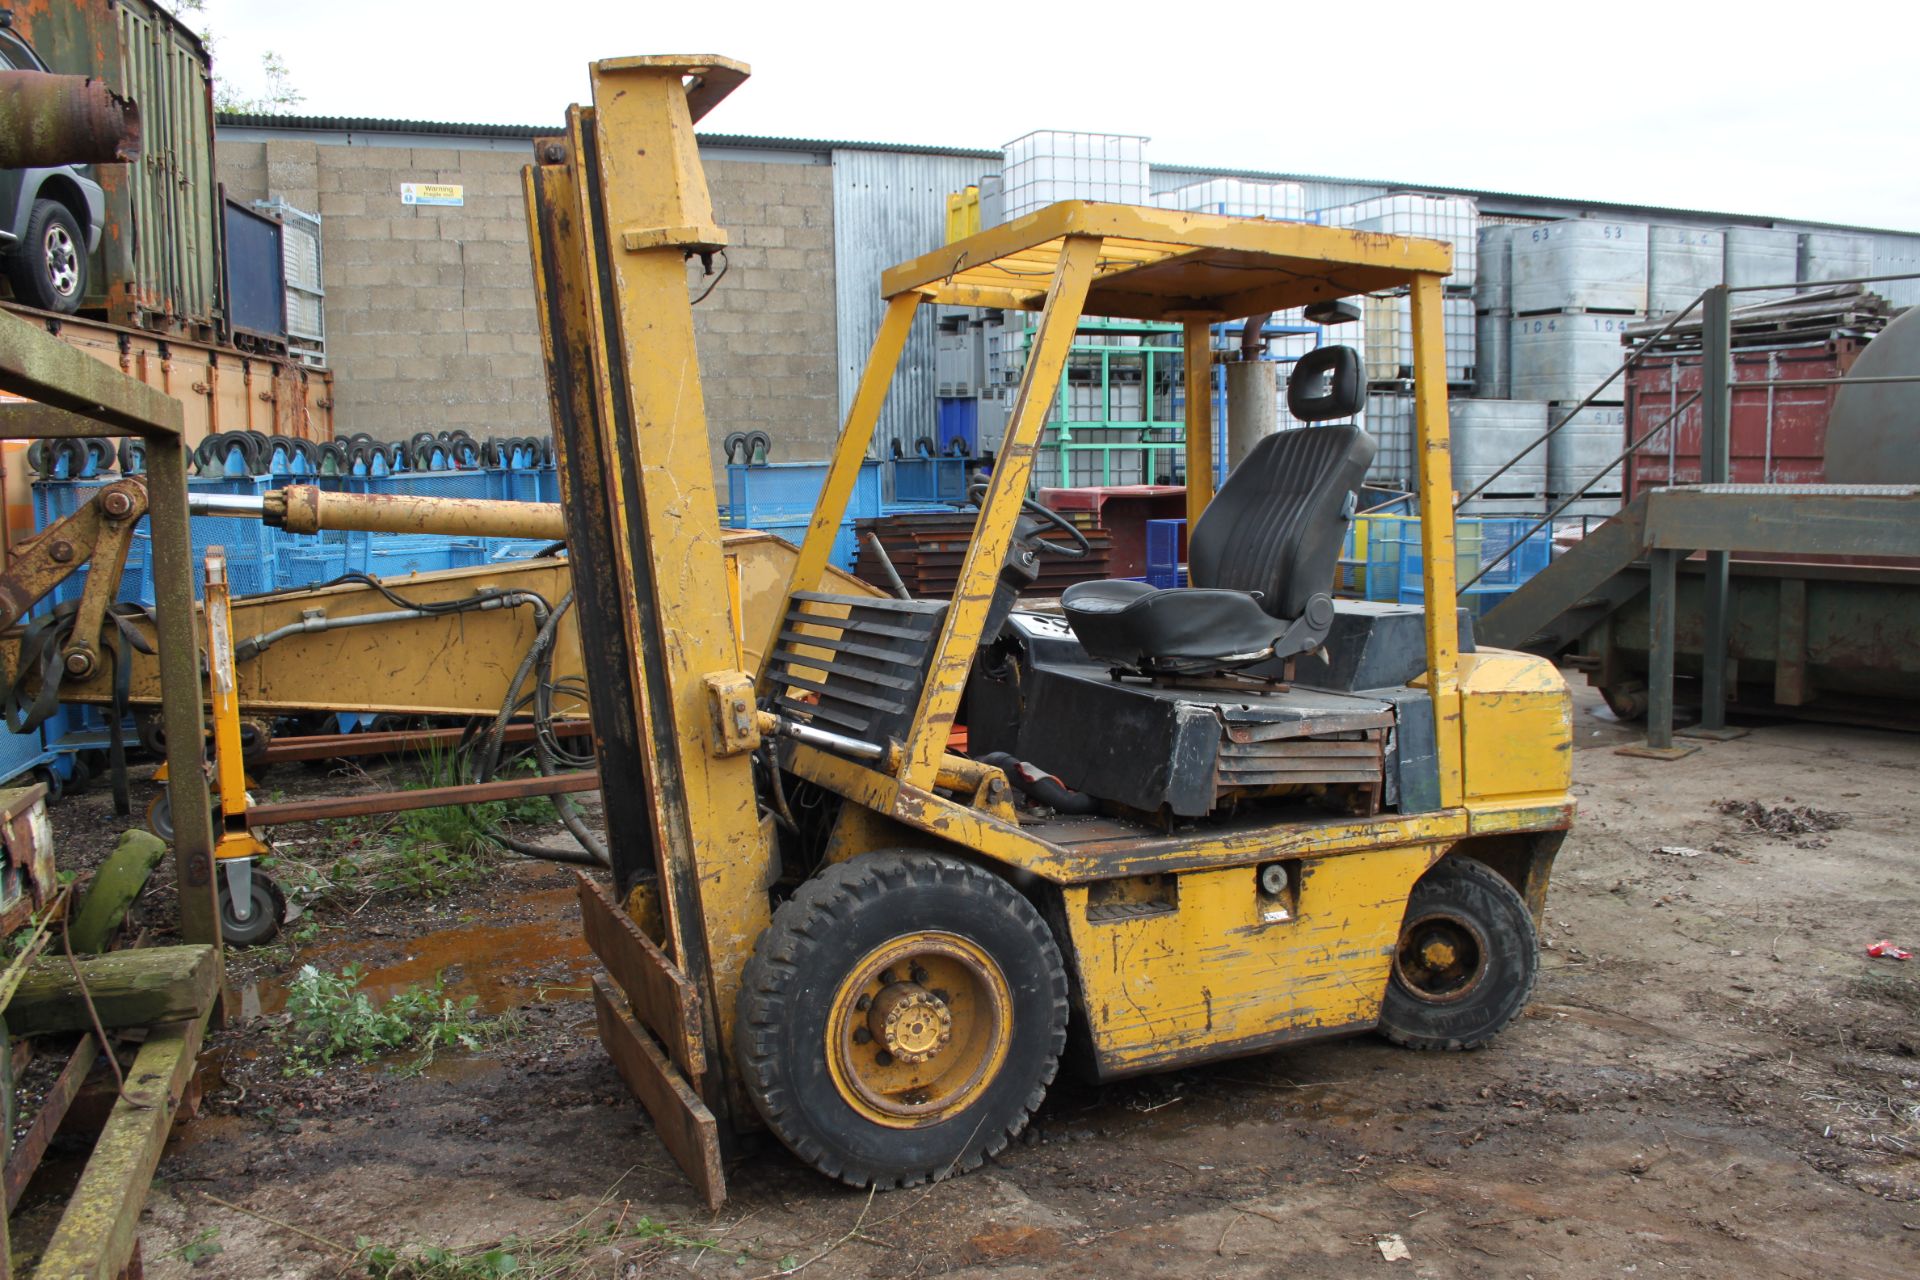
{"left": 190, "top": 0, "right": 1919, "bottom": 232}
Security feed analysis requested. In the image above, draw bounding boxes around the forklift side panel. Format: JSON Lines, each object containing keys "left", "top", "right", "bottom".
{"left": 1060, "top": 844, "right": 1448, "bottom": 1079}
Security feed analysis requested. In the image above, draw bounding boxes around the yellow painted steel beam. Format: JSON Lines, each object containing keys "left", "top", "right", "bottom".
{"left": 761, "top": 289, "right": 922, "bottom": 685}
{"left": 202, "top": 550, "right": 269, "bottom": 863}
{"left": 896, "top": 235, "right": 1100, "bottom": 791}
{"left": 1182, "top": 321, "right": 1215, "bottom": 527}
{"left": 1408, "top": 274, "right": 1464, "bottom": 808}
{"left": 882, "top": 204, "right": 1452, "bottom": 315}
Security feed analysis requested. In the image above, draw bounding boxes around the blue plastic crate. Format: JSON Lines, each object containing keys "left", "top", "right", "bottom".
{"left": 487, "top": 538, "right": 560, "bottom": 562}
{"left": 726, "top": 460, "right": 883, "bottom": 527}
{"left": 936, "top": 398, "right": 978, "bottom": 455}
{"left": 0, "top": 722, "right": 51, "bottom": 787}
{"left": 355, "top": 539, "right": 489, "bottom": 579}
{"left": 748, "top": 518, "right": 859, "bottom": 572}
{"left": 1145, "top": 518, "right": 1187, "bottom": 589}
{"left": 1393, "top": 516, "right": 1554, "bottom": 611}
{"left": 277, "top": 545, "right": 351, "bottom": 588}
{"left": 34, "top": 477, "right": 281, "bottom": 604}
{"left": 891, "top": 456, "right": 973, "bottom": 504}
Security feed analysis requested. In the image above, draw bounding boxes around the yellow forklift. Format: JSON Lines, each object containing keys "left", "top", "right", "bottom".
{"left": 524, "top": 56, "right": 1574, "bottom": 1207}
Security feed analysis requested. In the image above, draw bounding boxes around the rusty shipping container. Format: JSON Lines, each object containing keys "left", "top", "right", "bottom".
{"left": 0, "top": 308, "right": 333, "bottom": 551}
{"left": 10, "top": 0, "right": 222, "bottom": 338}
{"left": 1622, "top": 338, "right": 1865, "bottom": 502}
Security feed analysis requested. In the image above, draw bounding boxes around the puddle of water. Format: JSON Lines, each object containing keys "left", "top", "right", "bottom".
{"left": 237, "top": 885, "right": 596, "bottom": 1019}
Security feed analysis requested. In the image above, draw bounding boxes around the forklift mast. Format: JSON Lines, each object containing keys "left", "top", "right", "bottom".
{"left": 522, "top": 56, "right": 775, "bottom": 1170}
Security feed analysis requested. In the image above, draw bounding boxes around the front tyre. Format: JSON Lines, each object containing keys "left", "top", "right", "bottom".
{"left": 9, "top": 199, "right": 88, "bottom": 314}
{"left": 1379, "top": 856, "right": 1539, "bottom": 1051}
{"left": 736, "top": 851, "right": 1068, "bottom": 1188}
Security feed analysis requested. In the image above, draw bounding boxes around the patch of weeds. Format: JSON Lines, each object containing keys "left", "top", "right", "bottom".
{"left": 168, "top": 1227, "right": 224, "bottom": 1266}
{"left": 371, "top": 839, "right": 492, "bottom": 898}
{"left": 278, "top": 963, "right": 504, "bottom": 1076}
{"left": 370, "top": 747, "right": 556, "bottom": 895}
{"left": 1848, "top": 969, "right": 1920, "bottom": 1016}
{"left": 356, "top": 1211, "right": 732, "bottom": 1279}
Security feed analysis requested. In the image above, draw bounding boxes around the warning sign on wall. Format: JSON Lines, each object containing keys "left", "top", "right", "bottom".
{"left": 401, "top": 183, "right": 464, "bottom": 207}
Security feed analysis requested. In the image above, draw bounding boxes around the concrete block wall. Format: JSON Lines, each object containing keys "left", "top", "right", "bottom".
{"left": 217, "top": 137, "right": 839, "bottom": 486}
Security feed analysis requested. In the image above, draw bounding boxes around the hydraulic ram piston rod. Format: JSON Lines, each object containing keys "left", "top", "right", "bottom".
{"left": 189, "top": 486, "right": 568, "bottom": 541}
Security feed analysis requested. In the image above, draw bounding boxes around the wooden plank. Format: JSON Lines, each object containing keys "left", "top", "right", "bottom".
{"left": 5, "top": 946, "right": 217, "bottom": 1036}
{"left": 34, "top": 1014, "right": 207, "bottom": 1279}
{"left": 591, "top": 976, "right": 724, "bottom": 1212}
{"left": 6, "top": 1034, "right": 101, "bottom": 1212}
{"left": 574, "top": 874, "right": 705, "bottom": 1086}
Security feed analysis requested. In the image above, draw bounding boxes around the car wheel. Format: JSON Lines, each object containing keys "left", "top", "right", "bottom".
{"left": 9, "top": 199, "right": 88, "bottom": 314}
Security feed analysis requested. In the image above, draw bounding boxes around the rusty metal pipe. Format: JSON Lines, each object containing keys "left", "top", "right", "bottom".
{"left": 263, "top": 718, "right": 591, "bottom": 763}
{"left": 244, "top": 769, "right": 600, "bottom": 828}
{"left": 0, "top": 72, "right": 142, "bottom": 168}
{"left": 263, "top": 484, "right": 566, "bottom": 540}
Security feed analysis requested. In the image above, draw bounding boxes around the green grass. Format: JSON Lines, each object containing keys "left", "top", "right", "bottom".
{"left": 268, "top": 744, "right": 563, "bottom": 911}
{"left": 278, "top": 963, "right": 509, "bottom": 1077}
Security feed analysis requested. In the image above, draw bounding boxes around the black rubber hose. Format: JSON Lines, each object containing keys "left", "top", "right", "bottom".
{"left": 466, "top": 591, "right": 609, "bottom": 867}
{"left": 975, "top": 751, "right": 1099, "bottom": 815}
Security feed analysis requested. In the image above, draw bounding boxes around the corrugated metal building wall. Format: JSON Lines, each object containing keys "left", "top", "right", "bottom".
{"left": 831, "top": 148, "right": 997, "bottom": 458}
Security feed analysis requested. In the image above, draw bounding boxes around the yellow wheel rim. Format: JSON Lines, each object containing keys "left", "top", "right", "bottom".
{"left": 825, "top": 931, "right": 1013, "bottom": 1130}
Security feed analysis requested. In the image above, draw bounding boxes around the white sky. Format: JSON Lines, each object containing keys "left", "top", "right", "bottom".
{"left": 191, "top": 0, "right": 1920, "bottom": 232}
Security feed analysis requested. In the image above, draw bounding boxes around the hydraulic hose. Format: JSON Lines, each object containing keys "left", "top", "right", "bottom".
{"left": 463, "top": 589, "right": 609, "bottom": 867}
{"left": 975, "top": 751, "right": 1099, "bottom": 815}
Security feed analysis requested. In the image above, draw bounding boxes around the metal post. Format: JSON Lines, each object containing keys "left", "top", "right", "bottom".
{"left": 1689, "top": 283, "right": 1741, "bottom": 741}
{"left": 1182, "top": 322, "right": 1214, "bottom": 529}
{"left": 1618, "top": 548, "right": 1699, "bottom": 760}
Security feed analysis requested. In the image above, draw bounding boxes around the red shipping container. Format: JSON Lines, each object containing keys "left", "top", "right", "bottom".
{"left": 1622, "top": 338, "right": 1867, "bottom": 502}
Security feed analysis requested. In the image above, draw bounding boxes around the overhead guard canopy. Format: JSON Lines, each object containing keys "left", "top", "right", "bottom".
{"left": 881, "top": 201, "right": 1455, "bottom": 321}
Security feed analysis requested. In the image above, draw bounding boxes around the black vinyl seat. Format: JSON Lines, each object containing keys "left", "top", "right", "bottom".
{"left": 1061, "top": 426, "right": 1376, "bottom": 674}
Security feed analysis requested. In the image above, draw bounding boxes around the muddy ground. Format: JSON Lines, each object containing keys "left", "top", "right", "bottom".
{"left": 15, "top": 675, "right": 1920, "bottom": 1279}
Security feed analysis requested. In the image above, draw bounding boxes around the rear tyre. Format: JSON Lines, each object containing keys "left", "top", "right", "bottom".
{"left": 736, "top": 850, "right": 1068, "bottom": 1188}
{"left": 1379, "top": 856, "right": 1538, "bottom": 1051}
{"left": 1599, "top": 679, "right": 1648, "bottom": 722}
{"left": 8, "top": 199, "right": 87, "bottom": 314}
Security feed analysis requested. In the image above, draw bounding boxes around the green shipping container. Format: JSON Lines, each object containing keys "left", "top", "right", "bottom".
{"left": 11, "top": 0, "right": 222, "bottom": 339}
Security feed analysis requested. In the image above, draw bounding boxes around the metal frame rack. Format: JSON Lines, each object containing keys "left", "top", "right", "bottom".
{"left": 1015, "top": 317, "right": 1189, "bottom": 489}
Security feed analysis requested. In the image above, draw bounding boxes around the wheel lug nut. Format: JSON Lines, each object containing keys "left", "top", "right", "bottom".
{"left": 877, "top": 969, "right": 895, "bottom": 985}
{"left": 853, "top": 1027, "right": 871, "bottom": 1044}
{"left": 910, "top": 965, "right": 930, "bottom": 985}
{"left": 855, "top": 994, "right": 871, "bottom": 1012}
{"left": 874, "top": 1050, "right": 893, "bottom": 1066}
{"left": 932, "top": 988, "right": 950, "bottom": 1003}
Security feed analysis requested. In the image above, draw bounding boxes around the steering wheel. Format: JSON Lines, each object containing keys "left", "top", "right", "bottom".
{"left": 968, "top": 483, "right": 1091, "bottom": 560}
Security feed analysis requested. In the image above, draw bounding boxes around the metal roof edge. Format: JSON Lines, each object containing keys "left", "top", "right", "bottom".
{"left": 209, "top": 115, "right": 1913, "bottom": 238}
{"left": 214, "top": 114, "right": 999, "bottom": 158}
